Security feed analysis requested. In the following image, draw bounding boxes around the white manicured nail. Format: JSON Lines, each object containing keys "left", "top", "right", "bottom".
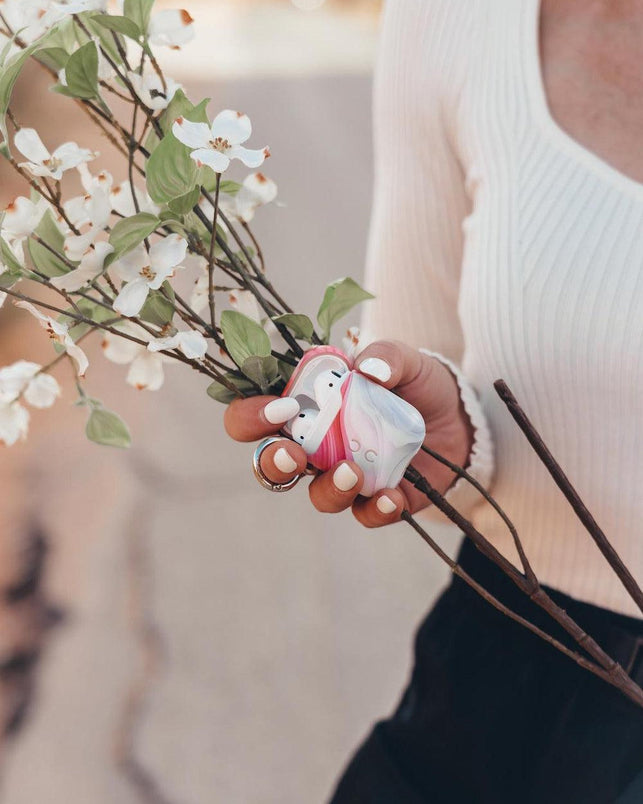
{"left": 376, "top": 495, "right": 397, "bottom": 515}
{"left": 264, "top": 397, "right": 300, "bottom": 424}
{"left": 358, "top": 357, "right": 391, "bottom": 383}
{"left": 333, "top": 463, "right": 359, "bottom": 492}
{"left": 274, "top": 447, "right": 297, "bottom": 474}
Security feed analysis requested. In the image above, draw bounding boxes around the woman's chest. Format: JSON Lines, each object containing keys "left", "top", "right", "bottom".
{"left": 540, "top": 0, "right": 643, "bottom": 184}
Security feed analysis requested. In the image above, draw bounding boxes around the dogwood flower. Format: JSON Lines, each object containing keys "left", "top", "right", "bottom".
{"left": 63, "top": 183, "right": 112, "bottom": 261}
{"left": 2, "top": 196, "right": 47, "bottom": 242}
{"left": 0, "top": 361, "right": 61, "bottom": 407}
{"left": 51, "top": 241, "right": 114, "bottom": 292}
{"left": 127, "top": 71, "right": 180, "bottom": 111}
{"left": 147, "top": 329, "right": 208, "bottom": 359}
{"left": 342, "top": 326, "right": 373, "bottom": 362}
{"left": 189, "top": 268, "right": 210, "bottom": 315}
{"left": 226, "top": 172, "right": 278, "bottom": 223}
{"left": 15, "top": 301, "right": 89, "bottom": 377}
{"left": 49, "top": 0, "right": 106, "bottom": 17}
{"left": 172, "top": 110, "right": 270, "bottom": 174}
{"left": 0, "top": 360, "right": 61, "bottom": 446}
{"left": 101, "top": 323, "right": 167, "bottom": 391}
{"left": 15, "top": 128, "right": 96, "bottom": 181}
{"left": 0, "top": 401, "right": 29, "bottom": 446}
{"left": 0, "top": 0, "right": 52, "bottom": 45}
{"left": 112, "top": 234, "right": 187, "bottom": 317}
{"left": 148, "top": 9, "right": 195, "bottom": 49}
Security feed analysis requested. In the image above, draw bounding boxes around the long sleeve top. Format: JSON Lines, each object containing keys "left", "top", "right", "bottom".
{"left": 361, "top": 0, "right": 643, "bottom": 617}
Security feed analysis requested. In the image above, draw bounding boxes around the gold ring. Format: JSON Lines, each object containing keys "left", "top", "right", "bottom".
{"left": 252, "top": 437, "right": 305, "bottom": 492}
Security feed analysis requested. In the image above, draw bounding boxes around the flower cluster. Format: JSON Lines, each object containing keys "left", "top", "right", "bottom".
{"left": 0, "top": 0, "right": 372, "bottom": 448}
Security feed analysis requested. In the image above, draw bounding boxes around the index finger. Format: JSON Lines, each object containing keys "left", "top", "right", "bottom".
{"left": 224, "top": 395, "right": 300, "bottom": 442}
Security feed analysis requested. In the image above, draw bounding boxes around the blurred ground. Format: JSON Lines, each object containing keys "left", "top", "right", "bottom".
{"left": 0, "top": 3, "right": 457, "bottom": 802}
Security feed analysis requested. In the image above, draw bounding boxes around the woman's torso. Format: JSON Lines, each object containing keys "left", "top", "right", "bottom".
{"left": 449, "top": 0, "right": 643, "bottom": 615}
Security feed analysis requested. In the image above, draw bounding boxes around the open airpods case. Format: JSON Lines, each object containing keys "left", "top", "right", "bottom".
{"left": 280, "top": 346, "right": 426, "bottom": 496}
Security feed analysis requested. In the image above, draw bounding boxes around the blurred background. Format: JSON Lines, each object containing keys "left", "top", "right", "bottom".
{"left": 0, "top": 1, "right": 455, "bottom": 801}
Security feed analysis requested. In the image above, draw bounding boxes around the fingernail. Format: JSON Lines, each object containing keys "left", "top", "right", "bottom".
{"left": 274, "top": 447, "right": 297, "bottom": 474}
{"left": 264, "top": 397, "right": 300, "bottom": 424}
{"left": 358, "top": 357, "right": 391, "bottom": 383}
{"left": 333, "top": 463, "right": 359, "bottom": 492}
{"left": 376, "top": 495, "right": 397, "bottom": 515}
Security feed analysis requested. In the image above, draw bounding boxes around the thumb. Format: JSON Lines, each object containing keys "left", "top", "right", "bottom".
{"left": 354, "top": 340, "right": 461, "bottom": 423}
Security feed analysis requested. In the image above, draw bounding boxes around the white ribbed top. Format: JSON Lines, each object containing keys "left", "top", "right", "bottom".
{"left": 361, "top": 0, "right": 643, "bottom": 617}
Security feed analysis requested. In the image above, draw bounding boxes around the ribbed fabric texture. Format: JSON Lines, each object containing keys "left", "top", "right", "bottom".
{"left": 361, "top": 0, "right": 643, "bottom": 617}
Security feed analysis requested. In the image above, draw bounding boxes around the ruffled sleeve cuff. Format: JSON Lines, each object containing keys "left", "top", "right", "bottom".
{"left": 415, "top": 348, "right": 495, "bottom": 524}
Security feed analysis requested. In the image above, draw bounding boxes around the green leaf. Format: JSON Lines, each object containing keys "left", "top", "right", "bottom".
{"left": 0, "top": 235, "right": 24, "bottom": 277}
{"left": 317, "top": 277, "right": 374, "bottom": 341}
{"left": 158, "top": 89, "right": 209, "bottom": 133}
{"left": 146, "top": 133, "right": 198, "bottom": 204}
{"left": 219, "top": 180, "right": 242, "bottom": 196}
{"left": 92, "top": 14, "right": 142, "bottom": 41}
{"left": 277, "top": 359, "right": 295, "bottom": 384}
{"left": 26, "top": 210, "right": 71, "bottom": 278}
{"left": 107, "top": 212, "right": 159, "bottom": 261}
{"left": 241, "top": 355, "right": 279, "bottom": 392}
{"left": 0, "top": 29, "right": 56, "bottom": 149}
{"left": 220, "top": 310, "right": 271, "bottom": 368}
{"left": 64, "top": 40, "right": 99, "bottom": 99}
{"left": 124, "top": 0, "right": 155, "bottom": 34}
{"left": 86, "top": 407, "right": 132, "bottom": 448}
{"left": 37, "top": 47, "right": 71, "bottom": 71}
{"left": 139, "top": 282, "right": 175, "bottom": 326}
{"left": 168, "top": 185, "right": 200, "bottom": 217}
{"left": 207, "top": 374, "right": 257, "bottom": 404}
{"left": 271, "top": 313, "right": 314, "bottom": 342}
{"left": 80, "top": 14, "right": 124, "bottom": 64}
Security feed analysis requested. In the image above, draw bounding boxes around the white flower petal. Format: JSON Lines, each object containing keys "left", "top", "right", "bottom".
{"left": 63, "top": 336, "right": 89, "bottom": 377}
{"left": 111, "top": 244, "right": 148, "bottom": 282}
{"left": 190, "top": 148, "right": 230, "bottom": 173}
{"left": 14, "top": 128, "right": 50, "bottom": 164}
{"left": 0, "top": 360, "right": 40, "bottom": 402}
{"left": 53, "top": 141, "right": 97, "bottom": 172}
{"left": 3, "top": 196, "right": 46, "bottom": 240}
{"left": 0, "top": 401, "right": 29, "bottom": 446}
{"left": 0, "top": 291, "right": 6, "bottom": 309}
{"left": 229, "top": 289, "right": 262, "bottom": 322}
{"left": 51, "top": 241, "right": 113, "bottom": 291}
{"left": 177, "top": 330, "right": 207, "bottom": 359}
{"left": 149, "top": 233, "right": 187, "bottom": 274}
{"left": 78, "top": 163, "right": 113, "bottom": 194}
{"left": 113, "top": 277, "right": 151, "bottom": 317}
{"left": 189, "top": 270, "right": 209, "bottom": 314}
{"left": 147, "top": 333, "right": 180, "bottom": 353}
{"left": 171, "top": 117, "right": 210, "bottom": 149}
{"left": 235, "top": 172, "right": 278, "bottom": 222}
{"left": 64, "top": 229, "right": 96, "bottom": 262}
{"left": 210, "top": 110, "right": 252, "bottom": 146}
{"left": 101, "top": 329, "right": 143, "bottom": 364}
{"left": 24, "top": 373, "right": 61, "bottom": 408}
{"left": 110, "top": 182, "right": 159, "bottom": 217}
{"left": 64, "top": 194, "right": 92, "bottom": 229}
{"left": 127, "top": 352, "right": 165, "bottom": 391}
{"left": 228, "top": 145, "right": 269, "bottom": 169}
{"left": 148, "top": 9, "right": 195, "bottom": 48}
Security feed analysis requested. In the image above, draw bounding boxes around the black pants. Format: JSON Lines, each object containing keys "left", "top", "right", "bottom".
{"left": 330, "top": 538, "right": 643, "bottom": 803}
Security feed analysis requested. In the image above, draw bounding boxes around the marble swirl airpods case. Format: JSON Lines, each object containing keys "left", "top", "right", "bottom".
{"left": 280, "top": 345, "right": 426, "bottom": 496}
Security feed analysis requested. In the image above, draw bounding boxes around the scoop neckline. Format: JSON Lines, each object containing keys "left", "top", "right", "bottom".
{"left": 527, "top": 0, "right": 643, "bottom": 202}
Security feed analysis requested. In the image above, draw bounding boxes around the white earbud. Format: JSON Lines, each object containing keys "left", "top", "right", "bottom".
{"left": 312, "top": 368, "right": 347, "bottom": 407}
{"left": 290, "top": 408, "right": 320, "bottom": 449}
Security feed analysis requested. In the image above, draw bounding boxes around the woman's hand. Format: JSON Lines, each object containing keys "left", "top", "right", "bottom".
{"left": 224, "top": 340, "right": 474, "bottom": 527}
